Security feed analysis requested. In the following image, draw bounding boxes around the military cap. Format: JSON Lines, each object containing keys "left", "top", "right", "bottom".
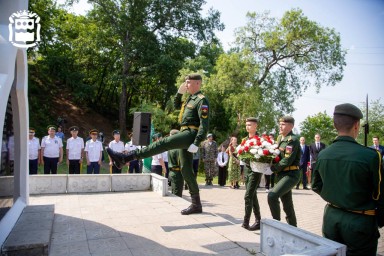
{"left": 152, "top": 133, "right": 162, "bottom": 140}
{"left": 89, "top": 129, "right": 99, "bottom": 135}
{"left": 245, "top": 117, "right": 258, "bottom": 123}
{"left": 29, "top": 127, "right": 35, "bottom": 133}
{"left": 207, "top": 133, "right": 213, "bottom": 138}
{"left": 47, "top": 125, "right": 56, "bottom": 130}
{"left": 112, "top": 130, "right": 120, "bottom": 135}
{"left": 333, "top": 103, "right": 363, "bottom": 120}
{"left": 186, "top": 73, "right": 202, "bottom": 81}
{"left": 69, "top": 126, "right": 79, "bottom": 132}
{"left": 170, "top": 129, "right": 179, "bottom": 136}
{"left": 279, "top": 116, "right": 295, "bottom": 125}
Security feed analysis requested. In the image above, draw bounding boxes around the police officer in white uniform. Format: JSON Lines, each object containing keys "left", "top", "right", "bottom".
{"left": 28, "top": 127, "right": 41, "bottom": 175}
{"left": 108, "top": 130, "right": 125, "bottom": 173}
{"left": 125, "top": 138, "right": 141, "bottom": 173}
{"left": 85, "top": 129, "right": 103, "bottom": 174}
{"left": 41, "top": 125, "right": 63, "bottom": 174}
{"left": 66, "top": 126, "right": 84, "bottom": 174}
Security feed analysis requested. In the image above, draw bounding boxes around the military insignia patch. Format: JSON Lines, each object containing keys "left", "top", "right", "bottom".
{"left": 201, "top": 105, "right": 208, "bottom": 119}
{"left": 285, "top": 145, "right": 292, "bottom": 157}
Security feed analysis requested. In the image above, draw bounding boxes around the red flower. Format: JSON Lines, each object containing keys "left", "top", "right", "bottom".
{"left": 249, "top": 141, "right": 254, "bottom": 146}
{"left": 274, "top": 156, "right": 280, "bottom": 162}
{"left": 263, "top": 149, "right": 269, "bottom": 155}
{"left": 244, "top": 146, "right": 250, "bottom": 152}
{"left": 238, "top": 149, "right": 243, "bottom": 155}
{"left": 241, "top": 140, "right": 246, "bottom": 146}
{"left": 257, "top": 141, "right": 262, "bottom": 146}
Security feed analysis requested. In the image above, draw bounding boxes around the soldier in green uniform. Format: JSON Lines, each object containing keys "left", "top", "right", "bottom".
{"left": 312, "top": 103, "right": 384, "bottom": 255}
{"left": 168, "top": 129, "right": 184, "bottom": 197}
{"left": 241, "top": 117, "right": 263, "bottom": 231}
{"left": 107, "top": 73, "right": 209, "bottom": 215}
{"left": 268, "top": 116, "right": 301, "bottom": 227}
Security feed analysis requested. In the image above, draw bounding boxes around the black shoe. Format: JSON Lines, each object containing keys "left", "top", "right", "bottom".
{"left": 303, "top": 187, "right": 310, "bottom": 190}
{"left": 241, "top": 217, "right": 250, "bottom": 230}
{"left": 181, "top": 194, "right": 202, "bottom": 215}
{"left": 107, "top": 148, "right": 136, "bottom": 169}
{"left": 248, "top": 222, "right": 260, "bottom": 231}
{"left": 296, "top": 186, "right": 299, "bottom": 189}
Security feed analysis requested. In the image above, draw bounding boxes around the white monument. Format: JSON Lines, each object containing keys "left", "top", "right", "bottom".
{"left": 0, "top": 0, "right": 30, "bottom": 247}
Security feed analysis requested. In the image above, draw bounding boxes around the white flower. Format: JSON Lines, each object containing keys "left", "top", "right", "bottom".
{"left": 257, "top": 148, "right": 264, "bottom": 156}
{"left": 250, "top": 148, "right": 258, "bottom": 155}
{"left": 274, "top": 149, "right": 280, "bottom": 155}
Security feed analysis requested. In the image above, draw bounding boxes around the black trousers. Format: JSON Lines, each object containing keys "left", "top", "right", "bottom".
{"left": 218, "top": 166, "right": 227, "bottom": 186}
{"left": 68, "top": 159, "right": 81, "bottom": 174}
{"left": 29, "top": 159, "right": 38, "bottom": 175}
{"left": 43, "top": 157, "right": 59, "bottom": 174}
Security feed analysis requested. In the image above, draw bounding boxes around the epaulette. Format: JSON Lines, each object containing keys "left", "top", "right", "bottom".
{"left": 197, "top": 94, "right": 205, "bottom": 99}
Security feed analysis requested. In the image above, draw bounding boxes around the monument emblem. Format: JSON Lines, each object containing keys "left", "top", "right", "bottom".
{"left": 8, "top": 10, "right": 41, "bottom": 48}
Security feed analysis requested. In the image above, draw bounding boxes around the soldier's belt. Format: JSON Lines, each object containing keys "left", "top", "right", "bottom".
{"left": 283, "top": 166, "right": 299, "bottom": 171}
{"left": 180, "top": 125, "right": 199, "bottom": 131}
{"left": 328, "top": 203, "right": 376, "bottom": 216}
{"left": 170, "top": 167, "right": 181, "bottom": 171}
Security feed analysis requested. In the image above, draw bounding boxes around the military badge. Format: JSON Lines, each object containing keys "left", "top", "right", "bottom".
{"left": 201, "top": 105, "right": 208, "bottom": 119}
{"left": 285, "top": 145, "right": 292, "bottom": 157}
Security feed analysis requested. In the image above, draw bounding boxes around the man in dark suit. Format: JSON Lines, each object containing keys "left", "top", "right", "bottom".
{"left": 309, "top": 133, "right": 326, "bottom": 183}
{"left": 371, "top": 136, "right": 384, "bottom": 157}
{"left": 296, "top": 136, "right": 310, "bottom": 189}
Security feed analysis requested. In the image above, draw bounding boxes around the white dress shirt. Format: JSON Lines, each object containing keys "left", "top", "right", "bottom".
{"left": 66, "top": 136, "right": 84, "bottom": 160}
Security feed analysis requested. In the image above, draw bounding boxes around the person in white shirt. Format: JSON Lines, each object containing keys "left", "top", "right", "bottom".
{"left": 66, "top": 126, "right": 84, "bottom": 174}
{"left": 151, "top": 133, "right": 166, "bottom": 176}
{"left": 217, "top": 145, "right": 229, "bottom": 186}
{"left": 125, "top": 137, "right": 141, "bottom": 173}
{"left": 28, "top": 127, "right": 41, "bottom": 175}
{"left": 85, "top": 129, "right": 103, "bottom": 174}
{"left": 108, "top": 130, "right": 125, "bottom": 173}
{"left": 41, "top": 125, "right": 63, "bottom": 174}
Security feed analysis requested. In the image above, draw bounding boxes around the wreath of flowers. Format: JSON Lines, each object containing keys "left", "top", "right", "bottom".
{"left": 236, "top": 134, "right": 280, "bottom": 164}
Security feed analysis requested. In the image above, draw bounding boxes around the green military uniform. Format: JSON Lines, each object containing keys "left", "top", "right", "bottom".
{"left": 136, "top": 90, "right": 209, "bottom": 196}
{"left": 268, "top": 125, "right": 301, "bottom": 226}
{"left": 242, "top": 136, "right": 263, "bottom": 230}
{"left": 311, "top": 103, "right": 383, "bottom": 256}
{"left": 168, "top": 130, "right": 184, "bottom": 197}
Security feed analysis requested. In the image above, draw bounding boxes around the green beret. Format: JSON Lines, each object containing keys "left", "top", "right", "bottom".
{"left": 186, "top": 73, "right": 202, "bottom": 81}
{"left": 279, "top": 116, "right": 295, "bottom": 125}
{"left": 89, "top": 129, "right": 99, "bottom": 135}
{"left": 334, "top": 103, "right": 363, "bottom": 120}
{"left": 170, "top": 129, "right": 179, "bottom": 136}
{"left": 112, "top": 130, "right": 120, "bottom": 135}
{"left": 245, "top": 117, "right": 258, "bottom": 123}
{"left": 47, "top": 125, "right": 56, "bottom": 130}
{"left": 69, "top": 126, "right": 79, "bottom": 131}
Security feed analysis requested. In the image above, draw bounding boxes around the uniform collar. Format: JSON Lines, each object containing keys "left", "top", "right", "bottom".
{"left": 333, "top": 136, "right": 357, "bottom": 144}
{"left": 190, "top": 91, "right": 202, "bottom": 99}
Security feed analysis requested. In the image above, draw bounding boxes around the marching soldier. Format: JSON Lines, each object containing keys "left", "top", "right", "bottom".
{"left": 107, "top": 73, "right": 209, "bottom": 215}
{"left": 312, "top": 103, "right": 384, "bottom": 255}
{"left": 268, "top": 116, "right": 301, "bottom": 227}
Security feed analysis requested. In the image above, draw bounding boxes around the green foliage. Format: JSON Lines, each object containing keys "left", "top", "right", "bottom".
{"left": 358, "top": 98, "right": 384, "bottom": 145}
{"left": 299, "top": 112, "right": 337, "bottom": 145}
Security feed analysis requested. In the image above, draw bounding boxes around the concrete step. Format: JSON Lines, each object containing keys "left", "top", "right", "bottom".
{"left": 1, "top": 205, "right": 54, "bottom": 256}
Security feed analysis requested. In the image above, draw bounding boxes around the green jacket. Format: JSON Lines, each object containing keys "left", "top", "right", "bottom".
{"left": 271, "top": 131, "right": 300, "bottom": 173}
{"left": 312, "top": 136, "right": 384, "bottom": 212}
{"left": 174, "top": 91, "right": 209, "bottom": 147}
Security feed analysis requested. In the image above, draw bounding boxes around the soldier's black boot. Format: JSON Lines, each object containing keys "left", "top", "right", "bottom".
{"left": 107, "top": 148, "right": 137, "bottom": 169}
{"left": 181, "top": 194, "right": 202, "bottom": 215}
{"left": 249, "top": 214, "right": 261, "bottom": 231}
{"left": 241, "top": 216, "right": 250, "bottom": 230}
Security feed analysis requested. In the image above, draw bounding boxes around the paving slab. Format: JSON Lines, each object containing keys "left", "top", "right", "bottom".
{"left": 27, "top": 184, "right": 384, "bottom": 256}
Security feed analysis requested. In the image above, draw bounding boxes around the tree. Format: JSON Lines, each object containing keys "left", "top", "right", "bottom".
{"left": 358, "top": 98, "right": 384, "bottom": 145}
{"left": 299, "top": 112, "right": 337, "bottom": 145}
{"left": 81, "top": 0, "right": 224, "bottom": 137}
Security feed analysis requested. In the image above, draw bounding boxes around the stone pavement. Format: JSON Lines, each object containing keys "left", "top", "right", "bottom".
{"left": 29, "top": 183, "right": 384, "bottom": 256}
